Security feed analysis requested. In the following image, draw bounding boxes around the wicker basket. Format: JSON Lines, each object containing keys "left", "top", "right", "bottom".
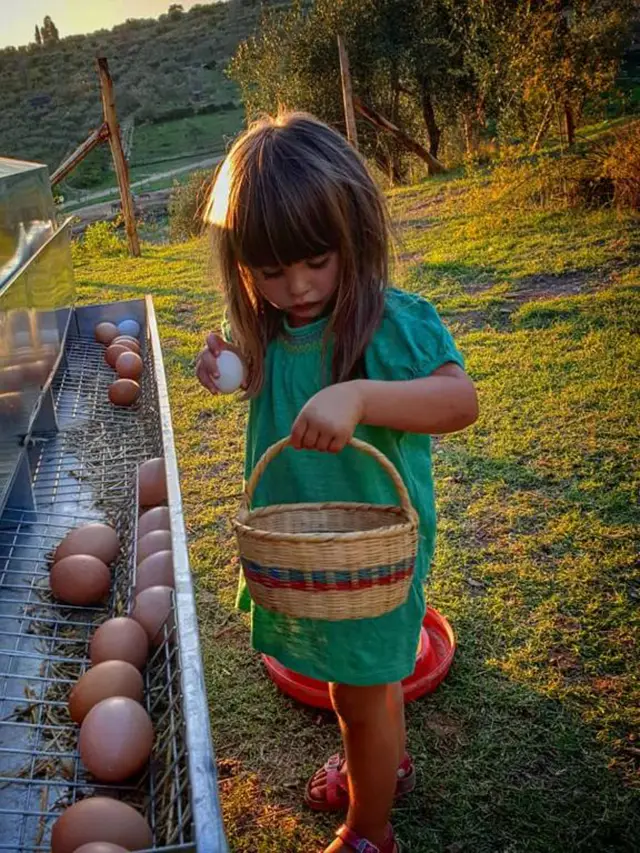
{"left": 234, "top": 437, "right": 419, "bottom": 621}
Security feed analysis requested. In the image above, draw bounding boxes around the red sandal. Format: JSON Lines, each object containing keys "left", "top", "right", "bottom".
{"left": 305, "top": 753, "right": 415, "bottom": 812}
{"left": 334, "top": 823, "right": 400, "bottom": 853}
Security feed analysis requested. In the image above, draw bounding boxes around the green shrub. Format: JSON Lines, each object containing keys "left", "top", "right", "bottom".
{"left": 168, "top": 169, "right": 215, "bottom": 241}
{"left": 73, "top": 220, "right": 126, "bottom": 262}
{"left": 600, "top": 122, "right": 640, "bottom": 210}
{"left": 460, "top": 120, "right": 640, "bottom": 214}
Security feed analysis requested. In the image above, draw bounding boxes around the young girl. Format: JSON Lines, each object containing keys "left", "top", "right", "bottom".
{"left": 196, "top": 113, "right": 478, "bottom": 853}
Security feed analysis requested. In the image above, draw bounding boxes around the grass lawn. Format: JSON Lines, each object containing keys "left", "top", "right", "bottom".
{"left": 129, "top": 107, "right": 244, "bottom": 168}
{"left": 72, "top": 177, "right": 639, "bottom": 852}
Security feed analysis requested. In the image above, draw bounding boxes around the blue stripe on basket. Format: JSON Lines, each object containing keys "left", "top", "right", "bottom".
{"left": 241, "top": 556, "right": 414, "bottom": 587}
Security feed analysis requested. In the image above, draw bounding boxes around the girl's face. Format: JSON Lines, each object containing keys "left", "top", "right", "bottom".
{"left": 250, "top": 252, "right": 339, "bottom": 327}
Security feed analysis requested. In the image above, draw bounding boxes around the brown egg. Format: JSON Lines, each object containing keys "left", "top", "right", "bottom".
{"left": 95, "top": 322, "right": 119, "bottom": 346}
{"left": 68, "top": 661, "right": 144, "bottom": 723}
{"left": 90, "top": 617, "right": 149, "bottom": 670}
{"left": 55, "top": 524, "right": 120, "bottom": 565}
{"left": 138, "top": 457, "right": 167, "bottom": 507}
{"left": 108, "top": 379, "right": 140, "bottom": 407}
{"left": 115, "top": 350, "right": 143, "bottom": 381}
{"left": 50, "top": 555, "right": 110, "bottom": 605}
{"left": 136, "top": 550, "right": 174, "bottom": 596}
{"left": 51, "top": 797, "right": 152, "bottom": 853}
{"left": 137, "top": 529, "right": 172, "bottom": 564}
{"left": 112, "top": 335, "right": 141, "bottom": 354}
{"left": 132, "top": 586, "right": 175, "bottom": 646}
{"left": 138, "top": 506, "right": 171, "bottom": 539}
{"left": 104, "top": 343, "right": 132, "bottom": 369}
{"left": 72, "top": 844, "right": 129, "bottom": 853}
{"left": 79, "top": 697, "right": 154, "bottom": 782}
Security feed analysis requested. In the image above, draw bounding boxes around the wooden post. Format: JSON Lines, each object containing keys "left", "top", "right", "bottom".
{"left": 96, "top": 57, "right": 140, "bottom": 257}
{"left": 50, "top": 123, "right": 110, "bottom": 186}
{"left": 337, "top": 35, "right": 358, "bottom": 149}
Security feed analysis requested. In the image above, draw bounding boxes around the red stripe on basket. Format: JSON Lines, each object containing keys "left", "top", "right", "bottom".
{"left": 242, "top": 564, "right": 414, "bottom": 592}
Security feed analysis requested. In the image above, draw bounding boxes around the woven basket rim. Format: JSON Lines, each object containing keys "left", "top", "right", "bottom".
{"left": 234, "top": 499, "right": 418, "bottom": 543}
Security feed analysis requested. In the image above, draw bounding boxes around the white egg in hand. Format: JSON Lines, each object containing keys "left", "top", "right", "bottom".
{"left": 118, "top": 319, "right": 141, "bottom": 339}
{"left": 216, "top": 350, "right": 244, "bottom": 394}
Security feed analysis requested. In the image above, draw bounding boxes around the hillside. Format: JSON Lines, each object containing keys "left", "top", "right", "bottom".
{"left": 0, "top": 1, "right": 282, "bottom": 174}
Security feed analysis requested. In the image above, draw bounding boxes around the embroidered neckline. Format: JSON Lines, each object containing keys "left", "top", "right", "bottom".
{"left": 281, "top": 315, "right": 328, "bottom": 348}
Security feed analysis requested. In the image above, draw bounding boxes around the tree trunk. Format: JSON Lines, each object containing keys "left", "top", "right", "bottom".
{"left": 389, "top": 78, "right": 403, "bottom": 184}
{"left": 353, "top": 95, "right": 445, "bottom": 175}
{"left": 530, "top": 101, "right": 554, "bottom": 154}
{"left": 463, "top": 112, "right": 474, "bottom": 156}
{"left": 373, "top": 150, "right": 403, "bottom": 186}
{"left": 564, "top": 102, "right": 576, "bottom": 148}
{"left": 420, "top": 85, "right": 441, "bottom": 175}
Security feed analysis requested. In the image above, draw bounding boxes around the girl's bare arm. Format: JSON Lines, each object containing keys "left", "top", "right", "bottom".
{"left": 358, "top": 364, "right": 478, "bottom": 435}
{"left": 291, "top": 364, "right": 478, "bottom": 452}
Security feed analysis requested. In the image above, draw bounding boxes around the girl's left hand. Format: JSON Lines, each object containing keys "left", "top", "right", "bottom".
{"left": 291, "top": 382, "right": 364, "bottom": 453}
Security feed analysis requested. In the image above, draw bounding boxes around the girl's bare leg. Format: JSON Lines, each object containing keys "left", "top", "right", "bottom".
{"left": 323, "top": 682, "right": 404, "bottom": 852}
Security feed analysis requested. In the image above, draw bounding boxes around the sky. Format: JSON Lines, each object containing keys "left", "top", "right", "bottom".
{"left": 1, "top": 1, "right": 210, "bottom": 49}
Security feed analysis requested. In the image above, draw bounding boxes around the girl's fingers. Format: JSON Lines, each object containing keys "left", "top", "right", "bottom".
{"left": 290, "top": 416, "right": 307, "bottom": 450}
{"left": 199, "top": 348, "right": 220, "bottom": 379}
{"left": 206, "top": 332, "right": 223, "bottom": 357}
{"left": 314, "top": 432, "right": 332, "bottom": 453}
{"left": 328, "top": 435, "right": 345, "bottom": 453}
{"left": 195, "top": 360, "right": 218, "bottom": 395}
{"left": 197, "top": 370, "right": 217, "bottom": 395}
{"left": 301, "top": 427, "right": 319, "bottom": 450}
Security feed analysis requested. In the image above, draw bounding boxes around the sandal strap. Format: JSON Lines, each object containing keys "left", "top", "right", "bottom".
{"left": 336, "top": 825, "right": 381, "bottom": 853}
{"left": 325, "top": 753, "right": 344, "bottom": 772}
{"left": 324, "top": 754, "right": 347, "bottom": 809}
{"left": 336, "top": 824, "right": 396, "bottom": 853}
{"left": 397, "top": 753, "right": 412, "bottom": 778}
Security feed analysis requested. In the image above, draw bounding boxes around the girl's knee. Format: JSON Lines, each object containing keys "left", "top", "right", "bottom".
{"left": 330, "top": 682, "right": 391, "bottom": 725}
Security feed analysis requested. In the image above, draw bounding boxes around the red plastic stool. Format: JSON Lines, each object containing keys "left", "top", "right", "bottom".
{"left": 262, "top": 606, "right": 456, "bottom": 710}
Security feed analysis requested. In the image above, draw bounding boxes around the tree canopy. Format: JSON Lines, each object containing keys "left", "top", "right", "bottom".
{"left": 230, "top": 0, "right": 636, "bottom": 177}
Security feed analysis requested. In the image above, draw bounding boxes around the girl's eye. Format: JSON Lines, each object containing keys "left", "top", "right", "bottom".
{"left": 307, "top": 255, "right": 330, "bottom": 269}
{"left": 262, "top": 268, "right": 283, "bottom": 280}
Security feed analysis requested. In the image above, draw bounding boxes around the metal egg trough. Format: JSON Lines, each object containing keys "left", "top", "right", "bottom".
{"left": 0, "top": 158, "right": 227, "bottom": 852}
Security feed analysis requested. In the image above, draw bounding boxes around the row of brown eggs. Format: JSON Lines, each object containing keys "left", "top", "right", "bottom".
{"left": 51, "top": 457, "right": 176, "bottom": 853}
{"left": 95, "top": 322, "right": 144, "bottom": 408}
{"left": 132, "top": 458, "right": 175, "bottom": 646}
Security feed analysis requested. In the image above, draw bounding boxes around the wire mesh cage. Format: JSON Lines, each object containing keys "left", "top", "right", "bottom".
{"left": 0, "top": 299, "right": 226, "bottom": 852}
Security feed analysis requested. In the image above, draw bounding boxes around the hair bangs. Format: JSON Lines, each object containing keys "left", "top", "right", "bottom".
{"left": 206, "top": 112, "right": 390, "bottom": 397}
{"left": 229, "top": 146, "right": 342, "bottom": 269}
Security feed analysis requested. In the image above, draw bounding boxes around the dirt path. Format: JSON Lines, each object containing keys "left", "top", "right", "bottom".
{"left": 61, "top": 154, "right": 222, "bottom": 213}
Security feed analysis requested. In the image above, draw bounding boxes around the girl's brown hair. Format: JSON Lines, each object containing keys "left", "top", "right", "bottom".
{"left": 205, "top": 112, "right": 389, "bottom": 396}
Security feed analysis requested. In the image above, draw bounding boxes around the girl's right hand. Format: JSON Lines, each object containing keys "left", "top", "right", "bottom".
{"left": 195, "top": 332, "right": 227, "bottom": 395}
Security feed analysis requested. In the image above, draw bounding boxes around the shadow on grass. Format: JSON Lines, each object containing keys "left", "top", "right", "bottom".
{"left": 400, "top": 645, "right": 640, "bottom": 853}
{"left": 199, "top": 581, "right": 639, "bottom": 853}
{"left": 404, "top": 260, "right": 505, "bottom": 294}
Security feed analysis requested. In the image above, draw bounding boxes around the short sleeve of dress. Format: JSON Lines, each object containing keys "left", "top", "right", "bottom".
{"left": 365, "top": 287, "right": 464, "bottom": 381}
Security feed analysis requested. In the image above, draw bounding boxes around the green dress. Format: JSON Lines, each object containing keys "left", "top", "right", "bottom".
{"left": 236, "top": 288, "right": 464, "bottom": 685}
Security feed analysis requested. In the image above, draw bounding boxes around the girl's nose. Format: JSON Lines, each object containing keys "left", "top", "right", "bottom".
{"left": 286, "top": 264, "right": 309, "bottom": 297}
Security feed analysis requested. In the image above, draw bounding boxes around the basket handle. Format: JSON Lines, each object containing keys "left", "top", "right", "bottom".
{"left": 242, "top": 437, "right": 414, "bottom": 516}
